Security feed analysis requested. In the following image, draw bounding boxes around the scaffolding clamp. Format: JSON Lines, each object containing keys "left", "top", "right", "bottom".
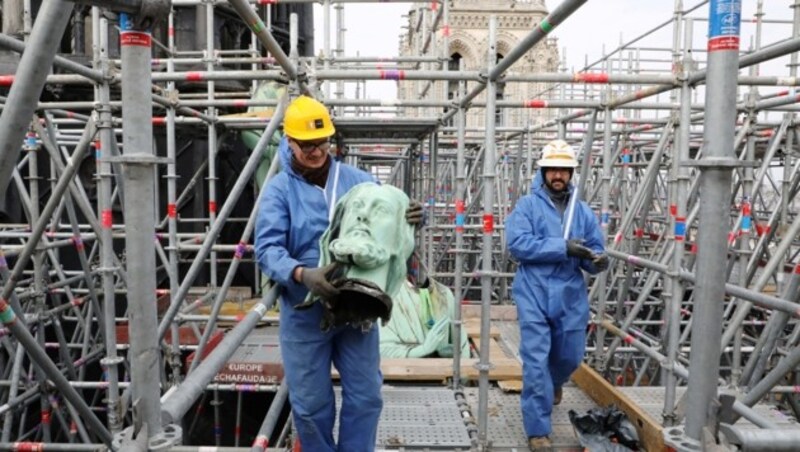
{"left": 472, "top": 361, "right": 495, "bottom": 372}
{"left": 681, "top": 157, "right": 759, "bottom": 169}
{"left": 101, "top": 155, "right": 174, "bottom": 166}
{"left": 100, "top": 355, "right": 125, "bottom": 368}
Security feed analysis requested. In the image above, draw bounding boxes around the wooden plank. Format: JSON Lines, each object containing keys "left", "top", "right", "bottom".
{"left": 464, "top": 318, "right": 500, "bottom": 338}
{"left": 381, "top": 358, "right": 522, "bottom": 380}
{"left": 572, "top": 363, "right": 664, "bottom": 452}
{"left": 332, "top": 358, "right": 522, "bottom": 381}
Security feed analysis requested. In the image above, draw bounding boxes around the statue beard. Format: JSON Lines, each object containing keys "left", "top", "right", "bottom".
{"left": 329, "top": 235, "right": 390, "bottom": 269}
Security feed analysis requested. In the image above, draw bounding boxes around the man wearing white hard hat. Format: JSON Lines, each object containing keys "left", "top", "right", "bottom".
{"left": 505, "top": 139, "right": 609, "bottom": 451}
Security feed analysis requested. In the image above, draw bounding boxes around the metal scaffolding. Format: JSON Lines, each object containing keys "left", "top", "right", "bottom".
{"left": 0, "top": 0, "right": 799, "bottom": 450}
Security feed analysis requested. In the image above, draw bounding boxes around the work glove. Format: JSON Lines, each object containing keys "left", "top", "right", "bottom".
{"left": 566, "top": 239, "right": 595, "bottom": 260}
{"left": 300, "top": 263, "right": 340, "bottom": 300}
{"left": 406, "top": 199, "right": 425, "bottom": 226}
{"left": 592, "top": 254, "right": 610, "bottom": 271}
{"left": 408, "top": 316, "right": 450, "bottom": 358}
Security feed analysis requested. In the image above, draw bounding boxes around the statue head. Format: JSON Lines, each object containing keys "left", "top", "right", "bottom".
{"left": 309, "top": 183, "right": 415, "bottom": 330}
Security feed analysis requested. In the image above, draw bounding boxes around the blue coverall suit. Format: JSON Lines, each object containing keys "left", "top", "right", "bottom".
{"left": 255, "top": 137, "right": 381, "bottom": 451}
{"left": 505, "top": 170, "right": 605, "bottom": 438}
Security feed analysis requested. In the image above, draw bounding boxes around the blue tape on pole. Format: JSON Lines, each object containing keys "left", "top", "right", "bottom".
{"left": 601, "top": 212, "right": 610, "bottom": 225}
{"left": 675, "top": 222, "right": 686, "bottom": 237}
{"left": 622, "top": 154, "right": 631, "bottom": 164}
{"left": 455, "top": 214, "right": 465, "bottom": 227}
{"left": 0, "top": 305, "right": 15, "bottom": 325}
{"left": 742, "top": 216, "right": 751, "bottom": 231}
{"left": 708, "top": 0, "right": 741, "bottom": 51}
{"left": 709, "top": 0, "right": 741, "bottom": 38}
{"left": 119, "top": 13, "right": 132, "bottom": 31}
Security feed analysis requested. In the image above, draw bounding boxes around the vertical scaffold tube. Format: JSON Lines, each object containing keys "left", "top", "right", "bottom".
{"left": 685, "top": 0, "right": 741, "bottom": 441}
{"left": 476, "top": 16, "right": 497, "bottom": 449}
{"left": 119, "top": 13, "right": 163, "bottom": 437}
{"left": 452, "top": 59, "right": 467, "bottom": 386}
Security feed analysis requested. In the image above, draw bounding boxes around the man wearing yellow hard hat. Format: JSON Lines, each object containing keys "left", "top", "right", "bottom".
{"left": 254, "top": 95, "right": 422, "bottom": 451}
{"left": 504, "top": 139, "right": 609, "bottom": 451}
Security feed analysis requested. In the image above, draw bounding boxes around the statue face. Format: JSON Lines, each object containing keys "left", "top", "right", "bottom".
{"left": 340, "top": 189, "right": 402, "bottom": 246}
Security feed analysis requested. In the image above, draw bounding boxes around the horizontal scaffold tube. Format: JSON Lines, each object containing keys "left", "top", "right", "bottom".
{"left": 606, "top": 249, "right": 800, "bottom": 317}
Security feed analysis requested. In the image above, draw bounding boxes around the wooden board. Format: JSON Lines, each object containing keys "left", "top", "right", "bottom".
{"left": 572, "top": 363, "right": 664, "bottom": 452}
{"left": 376, "top": 358, "right": 521, "bottom": 381}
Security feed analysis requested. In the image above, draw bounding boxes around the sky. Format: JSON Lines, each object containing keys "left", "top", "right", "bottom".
{"left": 312, "top": 1, "right": 795, "bottom": 103}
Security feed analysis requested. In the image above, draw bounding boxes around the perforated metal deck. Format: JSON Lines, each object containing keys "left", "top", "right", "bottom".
{"left": 464, "top": 386, "right": 593, "bottom": 450}
{"left": 336, "top": 386, "right": 473, "bottom": 450}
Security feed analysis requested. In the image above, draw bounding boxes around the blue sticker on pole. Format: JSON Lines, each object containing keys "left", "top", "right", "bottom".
{"left": 601, "top": 212, "right": 610, "bottom": 225}
{"left": 742, "top": 215, "right": 751, "bottom": 231}
{"left": 708, "top": 0, "right": 741, "bottom": 52}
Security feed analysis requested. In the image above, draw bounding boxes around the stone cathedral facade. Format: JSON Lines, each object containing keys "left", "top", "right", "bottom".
{"left": 398, "top": 0, "right": 560, "bottom": 130}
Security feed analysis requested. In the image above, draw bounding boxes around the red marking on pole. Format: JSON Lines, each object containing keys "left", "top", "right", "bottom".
{"left": 236, "top": 313, "right": 246, "bottom": 323}
{"left": 708, "top": 36, "right": 740, "bottom": 52}
{"left": 70, "top": 421, "right": 77, "bottom": 434}
{"left": 14, "top": 443, "right": 44, "bottom": 452}
{"left": 623, "top": 335, "right": 634, "bottom": 344}
{"left": 379, "top": 70, "right": 405, "bottom": 81}
{"left": 0, "top": 75, "right": 14, "bottom": 86}
{"left": 430, "top": 1, "right": 438, "bottom": 11}
{"left": 41, "top": 410, "right": 51, "bottom": 425}
{"left": 235, "top": 426, "right": 242, "bottom": 437}
{"left": 634, "top": 228, "right": 644, "bottom": 238}
{"left": 442, "top": 25, "right": 451, "bottom": 37}
{"left": 524, "top": 99, "right": 548, "bottom": 108}
{"left": 795, "top": 264, "right": 800, "bottom": 275}
{"left": 152, "top": 117, "right": 166, "bottom": 126}
{"left": 741, "top": 202, "right": 751, "bottom": 216}
{"left": 120, "top": 31, "right": 152, "bottom": 47}
{"left": 455, "top": 199, "right": 465, "bottom": 213}
{"left": 71, "top": 297, "right": 84, "bottom": 307}
{"left": 254, "top": 435, "right": 269, "bottom": 449}
{"left": 758, "top": 130, "right": 774, "bottom": 138}
{"left": 669, "top": 204, "right": 677, "bottom": 216}
{"left": 168, "top": 27, "right": 175, "bottom": 37}
{"left": 258, "top": 0, "right": 278, "bottom": 4}
{"left": 642, "top": 124, "right": 653, "bottom": 131}
{"left": 93, "top": 140, "right": 101, "bottom": 151}
{"left": 691, "top": 243, "right": 698, "bottom": 254}
{"left": 777, "top": 90, "right": 789, "bottom": 97}
{"left": 102, "top": 209, "right": 113, "bottom": 229}
{"left": 71, "top": 236, "right": 84, "bottom": 251}
{"left": 209, "top": 201, "right": 217, "bottom": 214}
{"left": 168, "top": 203, "right": 177, "bottom": 218}
{"left": 185, "top": 72, "right": 204, "bottom": 82}
{"left": 574, "top": 72, "right": 609, "bottom": 84}
{"left": 634, "top": 90, "right": 647, "bottom": 100}
{"left": 482, "top": 214, "right": 494, "bottom": 233}
{"left": 234, "top": 99, "right": 247, "bottom": 108}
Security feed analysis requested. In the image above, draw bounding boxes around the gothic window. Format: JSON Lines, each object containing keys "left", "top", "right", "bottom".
{"left": 495, "top": 53, "right": 506, "bottom": 126}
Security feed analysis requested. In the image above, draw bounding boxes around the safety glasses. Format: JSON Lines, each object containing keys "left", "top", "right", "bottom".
{"left": 292, "top": 139, "right": 331, "bottom": 154}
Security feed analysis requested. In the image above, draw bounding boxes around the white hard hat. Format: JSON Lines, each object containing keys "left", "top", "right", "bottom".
{"left": 539, "top": 139, "right": 579, "bottom": 168}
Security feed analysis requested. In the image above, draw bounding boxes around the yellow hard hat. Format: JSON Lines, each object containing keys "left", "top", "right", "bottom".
{"left": 283, "top": 95, "right": 335, "bottom": 141}
{"left": 539, "top": 139, "right": 579, "bottom": 168}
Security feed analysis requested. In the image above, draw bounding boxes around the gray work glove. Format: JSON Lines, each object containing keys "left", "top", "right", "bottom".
{"left": 300, "top": 263, "right": 340, "bottom": 299}
{"left": 566, "top": 239, "right": 595, "bottom": 260}
{"left": 406, "top": 199, "right": 424, "bottom": 226}
{"left": 408, "top": 316, "right": 450, "bottom": 358}
{"left": 592, "top": 254, "right": 610, "bottom": 271}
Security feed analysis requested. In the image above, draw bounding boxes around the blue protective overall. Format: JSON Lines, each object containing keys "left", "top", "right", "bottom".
{"left": 505, "top": 170, "right": 605, "bottom": 438}
{"left": 255, "top": 137, "right": 381, "bottom": 452}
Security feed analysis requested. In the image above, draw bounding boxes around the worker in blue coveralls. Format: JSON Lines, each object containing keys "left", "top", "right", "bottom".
{"left": 505, "top": 139, "right": 609, "bottom": 451}
{"left": 255, "top": 95, "right": 423, "bottom": 452}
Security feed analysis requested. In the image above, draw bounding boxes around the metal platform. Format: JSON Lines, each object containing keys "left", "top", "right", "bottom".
{"left": 464, "top": 386, "right": 592, "bottom": 451}
{"left": 336, "top": 386, "right": 473, "bottom": 450}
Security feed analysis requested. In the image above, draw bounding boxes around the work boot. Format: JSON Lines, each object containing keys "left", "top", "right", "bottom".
{"left": 553, "top": 387, "right": 563, "bottom": 406}
{"left": 528, "top": 436, "right": 552, "bottom": 451}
